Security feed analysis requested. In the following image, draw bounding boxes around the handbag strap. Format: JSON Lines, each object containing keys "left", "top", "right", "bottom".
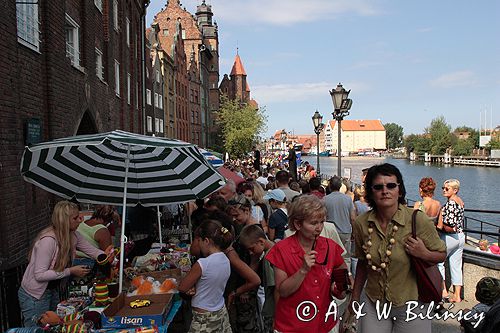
{"left": 411, "top": 210, "right": 418, "bottom": 238}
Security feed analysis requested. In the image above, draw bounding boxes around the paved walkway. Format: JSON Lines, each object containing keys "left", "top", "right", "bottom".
{"left": 432, "top": 299, "right": 478, "bottom": 333}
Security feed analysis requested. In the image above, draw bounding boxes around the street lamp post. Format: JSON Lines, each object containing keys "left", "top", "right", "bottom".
{"left": 329, "top": 83, "right": 353, "bottom": 177}
{"left": 312, "top": 110, "right": 324, "bottom": 175}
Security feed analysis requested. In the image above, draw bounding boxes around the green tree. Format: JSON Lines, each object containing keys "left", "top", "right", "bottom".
{"left": 384, "top": 123, "right": 404, "bottom": 150}
{"left": 425, "top": 116, "right": 452, "bottom": 154}
{"left": 451, "top": 126, "right": 479, "bottom": 156}
{"left": 404, "top": 134, "right": 431, "bottom": 154}
{"left": 216, "top": 95, "right": 267, "bottom": 157}
{"left": 486, "top": 138, "right": 500, "bottom": 150}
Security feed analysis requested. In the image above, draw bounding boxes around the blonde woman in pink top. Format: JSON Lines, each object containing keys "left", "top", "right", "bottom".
{"left": 18, "top": 201, "right": 106, "bottom": 326}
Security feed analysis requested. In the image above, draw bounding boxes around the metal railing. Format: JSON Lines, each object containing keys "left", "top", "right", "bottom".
{"left": 406, "top": 198, "right": 500, "bottom": 246}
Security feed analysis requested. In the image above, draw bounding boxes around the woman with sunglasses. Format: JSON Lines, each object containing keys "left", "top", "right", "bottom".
{"left": 350, "top": 163, "right": 446, "bottom": 333}
{"left": 437, "top": 179, "right": 465, "bottom": 303}
{"left": 266, "top": 195, "right": 347, "bottom": 332}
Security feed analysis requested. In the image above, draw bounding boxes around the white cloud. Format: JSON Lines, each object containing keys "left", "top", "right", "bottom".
{"left": 417, "top": 27, "right": 433, "bottom": 33}
{"left": 252, "top": 81, "right": 369, "bottom": 103}
{"left": 429, "top": 70, "right": 478, "bottom": 88}
{"left": 189, "top": 0, "right": 383, "bottom": 26}
{"left": 253, "top": 82, "right": 332, "bottom": 103}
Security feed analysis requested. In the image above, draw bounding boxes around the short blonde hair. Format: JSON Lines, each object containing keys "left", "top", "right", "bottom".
{"left": 444, "top": 179, "right": 460, "bottom": 191}
{"left": 288, "top": 195, "right": 326, "bottom": 232}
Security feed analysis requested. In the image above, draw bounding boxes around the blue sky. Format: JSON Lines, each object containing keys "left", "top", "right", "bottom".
{"left": 147, "top": 0, "right": 500, "bottom": 138}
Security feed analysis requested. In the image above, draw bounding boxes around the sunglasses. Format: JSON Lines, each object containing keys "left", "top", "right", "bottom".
{"left": 442, "top": 187, "right": 452, "bottom": 191}
{"left": 372, "top": 183, "right": 399, "bottom": 191}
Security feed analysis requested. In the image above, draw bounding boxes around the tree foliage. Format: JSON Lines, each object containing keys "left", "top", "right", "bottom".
{"left": 425, "top": 116, "right": 452, "bottom": 154}
{"left": 404, "top": 134, "right": 431, "bottom": 154}
{"left": 486, "top": 138, "right": 500, "bottom": 150}
{"left": 384, "top": 123, "right": 404, "bottom": 149}
{"left": 215, "top": 95, "right": 267, "bottom": 158}
{"left": 451, "top": 126, "right": 479, "bottom": 156}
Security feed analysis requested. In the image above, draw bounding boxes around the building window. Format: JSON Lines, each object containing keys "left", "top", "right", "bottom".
{"left": 147, "top": 116, "right": 153, "bottom": 132}
{"left": 146, "top": 89, "right": 151, "bottom": 105}
{"left": 154, "top": 92, "right": 158, "bottom": 107}
{"left": 65, "top": 14, "right": 80, "bottom": 68}
{"left": 181, "top": 29, "right": 186, "bottom": 39}
{"left": 163, "top": 29, "right": 169, "bottom": 36}
{"left": 155, "top": 118, "right": 160, "bottom": 133}
{"left": 126, "top": 18, "right": 130, "bottom": 47}
{"left": 158, "top": 95, "right": 163, "bottom": 109}
{"left": 94, "top": 0, "right": 103, "bottom": 12}
{"left": 146, "top": 69, "right": 149, "bottom": 79}
{"left": 127, "top": 73, "right": 131, "bottom": 104}
{"left": 113, "top": 0, "right": 119, "bottom": 31}
{"left": 16, "top": 3, "right": 40, "bottom": 51}
{"left": 95, "top": 48, "right": 104, "bottom": 80}
{"left": 159, "top": 119, "right": 164, "bottom": 133}
{"left": 156, "top": 70, "right": 160, "bottom": 83}
{"left": 114, "top": 60, "right": 120, "bottom": 96}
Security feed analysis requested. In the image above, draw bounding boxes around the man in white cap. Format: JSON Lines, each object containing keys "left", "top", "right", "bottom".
{"left": 263, "top": 189, "right": 288, "bottom": 242}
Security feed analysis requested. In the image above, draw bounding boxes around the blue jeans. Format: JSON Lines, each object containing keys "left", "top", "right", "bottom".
{"left": 18, "top": 287, "right": 60, "bottom": 327}
{"left": 438, "top": 232, "right": 465, "bottom": 285}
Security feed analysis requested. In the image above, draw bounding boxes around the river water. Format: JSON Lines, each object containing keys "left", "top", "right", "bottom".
{"left": 302, "top": 156, "right": 500, "bottom": 233}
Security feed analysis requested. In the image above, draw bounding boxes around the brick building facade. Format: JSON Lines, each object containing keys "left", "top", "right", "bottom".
{"left": 0, "top": 1, "right": 148, "bottom": 327}
{"left": 219, "top": 52, "right": 259, "bottom": 108}
{"left": 152, "top": 0, "right": 219, "bottom": 147}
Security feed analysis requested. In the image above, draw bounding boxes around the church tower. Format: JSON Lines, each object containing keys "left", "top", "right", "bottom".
{"left": 230, "top": 52, "right": 247, "bottom": 103}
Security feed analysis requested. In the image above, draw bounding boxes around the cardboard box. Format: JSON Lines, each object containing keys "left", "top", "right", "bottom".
{"left": 101, "top": 293, "right": 173, "bottom": 329}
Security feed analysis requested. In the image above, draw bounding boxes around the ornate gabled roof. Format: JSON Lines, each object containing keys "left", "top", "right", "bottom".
{"left": 230, "top": 54, "right": 247, "bottom": 76}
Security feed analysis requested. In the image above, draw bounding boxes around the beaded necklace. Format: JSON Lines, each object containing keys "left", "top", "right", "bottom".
{"left": 362, "top": 221, "right": 399, "bottom": 272}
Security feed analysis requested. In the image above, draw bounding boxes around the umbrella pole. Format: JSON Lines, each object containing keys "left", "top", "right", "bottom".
{"left": 119, "top": 146, "right": 131, "bottom": 294}
{"left": 157, "top": 205, "right": 163, "bottom": 246}
{"left": 187, "top": 203, "right": 192, "bottom": 244}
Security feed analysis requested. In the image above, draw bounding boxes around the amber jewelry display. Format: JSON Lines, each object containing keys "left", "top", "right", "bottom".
{"left": 362, "top": 222, "right": 399, "bottom": 272}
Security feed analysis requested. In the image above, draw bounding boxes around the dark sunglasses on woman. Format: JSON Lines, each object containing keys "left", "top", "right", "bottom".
{"left": 372, "top": 183, "right": 399, "bottom": 191}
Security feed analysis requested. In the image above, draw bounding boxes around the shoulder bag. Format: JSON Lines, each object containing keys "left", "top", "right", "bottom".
{"left": 410, "top": 210, "right": 443, "bottom": 303}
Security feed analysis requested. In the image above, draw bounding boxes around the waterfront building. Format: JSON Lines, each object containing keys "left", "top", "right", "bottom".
{"left": 324, "top": 119, "right": 386, "bottom": 154}
{"left": 188, "top": 49, "right": 202, "bottom": 146}
{"left": 146, "top": 24, "right": 166, "bottom": 137}
{"left": 171, "top": 22, "right": 190, "bottom": 142}
{"left": 0, "top": 1, "right": 148, "bottom": 326}
{"left": 152, "top": 0, "right": 220, "bottom": 147}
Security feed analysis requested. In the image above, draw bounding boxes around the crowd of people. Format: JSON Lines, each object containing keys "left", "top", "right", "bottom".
{"left": 16, "top": 149, "right": 500, "bottom": 333}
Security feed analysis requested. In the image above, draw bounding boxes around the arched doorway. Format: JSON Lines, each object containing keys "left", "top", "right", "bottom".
{"left": 77, "top": 111, "right": 98, "bottom": 135}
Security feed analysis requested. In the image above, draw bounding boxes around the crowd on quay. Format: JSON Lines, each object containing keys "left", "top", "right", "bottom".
{"left": 14, "top": 147, "right": 500, "bottom": 333}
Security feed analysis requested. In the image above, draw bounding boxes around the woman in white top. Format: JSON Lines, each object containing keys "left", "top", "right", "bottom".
{"left": 179, "top": 220, "right": 234, "bottom": 333}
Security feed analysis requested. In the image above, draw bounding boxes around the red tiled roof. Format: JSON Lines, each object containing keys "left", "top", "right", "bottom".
{"left": 342, "top": 120, "right": 384, "bottom": 131}
{"left": 230, "top": 54, "right": 247, "bottom": 76}
{"left": 329, "top": 120, "right": 384, "bottom": 131}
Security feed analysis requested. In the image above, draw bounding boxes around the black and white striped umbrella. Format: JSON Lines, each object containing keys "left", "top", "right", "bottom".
{"left": 21, "top": 130, "right": 225, "bottom": 292}
{"left": 20, "top": 130, "right": 225, "bottom": 206}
